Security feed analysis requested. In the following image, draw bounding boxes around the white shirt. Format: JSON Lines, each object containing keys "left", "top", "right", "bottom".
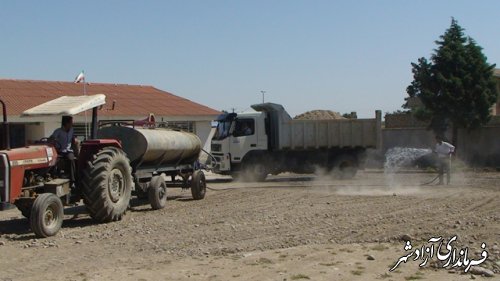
{"left": 51, "top": 127, "right": 74, "bottom": 153}
{"left": 435, "top": 141, "right": 455, "bottom": 158}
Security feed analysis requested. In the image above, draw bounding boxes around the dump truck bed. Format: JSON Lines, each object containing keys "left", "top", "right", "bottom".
{"left": 251, "top": 103, "right": 382, "bottom": 151}
{"left": 280, "top": 118, "right": 380, "bottom": 150}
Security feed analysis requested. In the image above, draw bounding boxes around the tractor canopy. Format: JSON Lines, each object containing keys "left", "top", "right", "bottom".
{"left": 21, "top": 94, "right": 106, "bottom": 117}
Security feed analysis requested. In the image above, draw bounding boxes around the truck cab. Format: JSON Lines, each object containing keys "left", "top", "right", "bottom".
{"left": 210, "top": 111, "right": 268, "bottom": 176}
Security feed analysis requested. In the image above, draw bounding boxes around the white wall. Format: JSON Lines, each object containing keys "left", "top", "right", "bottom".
{"left": 8, "top": 116, "right": 60, "bottom": 144}
{"left": 195, "top": 121, "right": 214, "bottom": 148}
{"left": 7, "top": 114, "right": 218, "bottom": 146}
{"left": 24, "top": 123, "right": 46, "bottom": 144}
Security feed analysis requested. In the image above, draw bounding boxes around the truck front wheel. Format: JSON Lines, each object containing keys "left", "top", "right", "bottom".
{"left": 238, "top": 160, "right": 268, "bottom": 182}
{"left": 81, "top": 147, "right": 133, "bottom": 222}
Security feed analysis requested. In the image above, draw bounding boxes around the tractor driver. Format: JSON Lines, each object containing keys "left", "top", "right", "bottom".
{"left": 49, "top": 115, "right": 77, "bottom": 183}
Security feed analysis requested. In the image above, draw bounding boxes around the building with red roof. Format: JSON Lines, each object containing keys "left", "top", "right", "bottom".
{"left": 0, "top": 79, "right": 220, "bottom": 147}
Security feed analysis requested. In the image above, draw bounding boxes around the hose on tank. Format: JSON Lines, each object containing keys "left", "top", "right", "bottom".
{"left": 200, "top": 148, "right": 218, "bottom": 171}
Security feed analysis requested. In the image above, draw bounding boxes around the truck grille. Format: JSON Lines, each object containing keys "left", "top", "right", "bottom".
{"left": 211, "top": 143, "right": 222, "bottom": 152}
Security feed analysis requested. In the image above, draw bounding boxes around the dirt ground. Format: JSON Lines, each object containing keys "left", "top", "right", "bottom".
{"left": 1, "top": 170, "right": 499, "bottom": 281}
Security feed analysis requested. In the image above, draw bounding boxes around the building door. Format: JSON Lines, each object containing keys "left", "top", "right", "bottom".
{"left": 9, "top": 124, "right": 26, "bottom": 148}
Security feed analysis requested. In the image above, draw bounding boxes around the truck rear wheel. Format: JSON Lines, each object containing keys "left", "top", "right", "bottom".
{"left": 81, "top": 147, "right": 133, "bottom": 222}
{"left": 148, "top": 176, "right": 167, "bottom": 209}
{"left": 30, "top": 193, "right": 64, "bottom": 238}
{"left": 331, "top": 154, "right": 358, "bottom": 179}
{"left": 191, "top": 170, "right": 206, "bottom": 200}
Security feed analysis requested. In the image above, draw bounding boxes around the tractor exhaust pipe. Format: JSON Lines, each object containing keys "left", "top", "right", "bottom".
{"left": 0, "top": 99, "right": 10, "bottom": 150}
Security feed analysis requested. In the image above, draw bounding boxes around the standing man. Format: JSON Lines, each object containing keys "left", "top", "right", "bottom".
{"left": 434, "top": 135, "right": 455, "bottom": 185}
{"left": 49, "top": 116, "right": 76, "bottom": 183}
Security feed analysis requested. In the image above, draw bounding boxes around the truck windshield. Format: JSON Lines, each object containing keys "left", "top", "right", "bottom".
{"left": 213, "top": 112, "right": 237, "bottom": 140}
{"left": 213, "top": 120, "right": 232, "bottom": 140}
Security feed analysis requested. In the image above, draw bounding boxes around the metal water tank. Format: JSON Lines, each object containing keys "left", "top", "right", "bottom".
{"left": 98, "top": 126, "right": 201, "bottom": 167}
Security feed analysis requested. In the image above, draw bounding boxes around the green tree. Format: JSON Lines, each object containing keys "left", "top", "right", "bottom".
{"left": 405, "top": 18, "right": 498, "bottom": 145}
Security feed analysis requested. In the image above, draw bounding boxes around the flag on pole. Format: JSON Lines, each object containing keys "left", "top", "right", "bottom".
{"left": 74, "top": 70, "right": 85, "bottom": 83}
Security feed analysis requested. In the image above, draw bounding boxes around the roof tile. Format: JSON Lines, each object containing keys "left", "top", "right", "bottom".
{"left": 0, "top": 79, "right": 220, "bottom": 117}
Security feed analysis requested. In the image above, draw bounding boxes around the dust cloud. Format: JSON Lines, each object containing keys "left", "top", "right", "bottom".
{"left": 309, "top": 147, "right": 454, "bottom": 196}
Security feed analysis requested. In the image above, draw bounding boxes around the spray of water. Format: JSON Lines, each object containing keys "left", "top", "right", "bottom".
{"left": 384, "top": 147, "right": 432, "bottom": 172}
{"left": 383, "top": 147, "right": 432, "bottom": 189}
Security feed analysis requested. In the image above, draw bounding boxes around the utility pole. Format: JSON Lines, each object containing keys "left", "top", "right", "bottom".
{"left": 260, "top": 90, "right": 266, "bottom": 104}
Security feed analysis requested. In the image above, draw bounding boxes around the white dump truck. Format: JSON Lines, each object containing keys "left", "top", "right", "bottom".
{"left": 210, "top": 103, "right": 381, "bottom": 181}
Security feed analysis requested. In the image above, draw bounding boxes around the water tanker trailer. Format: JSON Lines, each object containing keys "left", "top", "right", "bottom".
{"left": 98, "top": 125, "right": 207, "bottom": 208}
{"left": 0, "top": 94, "right": 208, "bottom": 237}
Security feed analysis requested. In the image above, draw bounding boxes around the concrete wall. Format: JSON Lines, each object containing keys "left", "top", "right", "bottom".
{"left": 457, "top": 127, "right": 500, "bottom": 166}
{"left": 382, "top": 126, "right": 500, "bottom": 166}
{"left": 382, "top": 128, "right": 436, "bottom": 151}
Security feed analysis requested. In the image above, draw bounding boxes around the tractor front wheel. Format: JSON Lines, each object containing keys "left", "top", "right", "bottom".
{"left": 30, "top": 193, "right": 64, "bottom": 238}
{"left": 81, "top": 147, "right": 133, "bottom": 222}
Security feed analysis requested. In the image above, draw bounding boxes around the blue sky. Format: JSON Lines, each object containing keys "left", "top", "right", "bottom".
{"left": 1, "top": 1, "right": 499, "bottom": 118}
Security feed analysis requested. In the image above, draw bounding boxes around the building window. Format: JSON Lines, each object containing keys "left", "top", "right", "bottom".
{"left": 7, "top": 123, "right": 26, "bottom": 148}
{"left": 159, "top": 121, "right": 195, "bottom": 133}
{"left": 73, "top": 123, "right": 90, "bottom": 140}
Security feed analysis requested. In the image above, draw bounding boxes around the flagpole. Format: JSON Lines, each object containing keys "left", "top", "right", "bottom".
{"left": 84, "top": 78, "right": 89, "bottom": 139}
{"left": 74, "top": 70, "right": 88, "bottom": 138}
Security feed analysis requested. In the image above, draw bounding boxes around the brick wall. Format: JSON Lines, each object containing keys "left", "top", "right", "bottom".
{"left": 384, "top": 113, "right": 428, "bottom": 128}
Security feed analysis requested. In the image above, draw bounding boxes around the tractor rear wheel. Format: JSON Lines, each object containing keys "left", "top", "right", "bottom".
{"left": 30, "top": 193, "right": 64, "bottom": 238}
{"left": 190, "top": 170, "right": 206, "bottom": 200}
{"left": 81, "top": 147, "right": 133, "bottom": 222}
{"left": 148, "top": 176, "right": 167, "bottom": 210}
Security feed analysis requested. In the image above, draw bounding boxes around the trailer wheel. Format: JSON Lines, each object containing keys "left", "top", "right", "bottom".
{"left": 30, "top": 193, "right": 64, "bottom": 238}
{"left": 81, "top": 147, "right": 133, "bottom": 223}
{"left": 191, "top": 170, "right": 206, "bottom": 200}
{"left": 148, "top": 176, "right": 167, "bottom": 210}
{"left": 331, "top": 154, "right": 358, "bottom": 179}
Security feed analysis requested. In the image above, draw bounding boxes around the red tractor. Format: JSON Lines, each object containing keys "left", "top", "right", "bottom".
{"left": 0, "top": 94, "right": 207, "bottom": 237}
